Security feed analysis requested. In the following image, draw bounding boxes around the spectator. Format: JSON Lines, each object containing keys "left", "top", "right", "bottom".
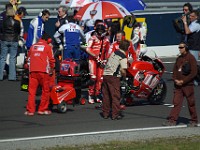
{"left": 0, "top": 6, "right": 20, "bottom": 81}
{"left": 102, "top": 40, "right": 130, "bottom": 120}
{"left": 15, "top": 7, "right": 28, "bottom": 48}
{"left": 182, "top": 10, "right": 200, "bottom": 60}
{"left": 26, "top": 9, "right": 50, "bottom": 49}
{"left": 54, "top": 21, "right": 85, "bottom": 60}
{"left": 55, "top": 6, "right": 68, "bottom": 31}
{"left": 162, "top": 42, "right": 198, "bottom": 127}
{"left": 183, "top": 2, "right": 193, "bottom": 15}
{"left": 86, "top": 22, "right": 110, "bottom": 104}
{"left": 0, "top": 4, "right": 13, "bottom": 41}
{"left": 54, "top": 6, "right": 68, "bottom": 73}
{"left": 173, "top": 3, "right": 193, "bottom": 42}
{"left": 24, "top": 33, "right": 55, "bottom": 116}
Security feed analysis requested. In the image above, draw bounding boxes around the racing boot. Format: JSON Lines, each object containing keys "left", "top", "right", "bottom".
{"left": 88, "top": 95, "right": 95, "bottom": 104}
{"left": 96, "top": 94, "right": 102, "bottom": 103}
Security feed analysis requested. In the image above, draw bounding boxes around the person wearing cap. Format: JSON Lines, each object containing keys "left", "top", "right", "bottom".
{"left": 26, "top": 9, "right": 50, "bottom": 49}
{"left": 15, "top": 7, "right": 28, "bottom": 47}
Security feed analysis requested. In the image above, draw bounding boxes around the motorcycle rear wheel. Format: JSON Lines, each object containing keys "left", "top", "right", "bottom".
{"left": 148, "top": 79, "right": 167, "bottom": 105}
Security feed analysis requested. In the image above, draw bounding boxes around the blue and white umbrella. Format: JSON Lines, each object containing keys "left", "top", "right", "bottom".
{"left": 104, "top": 0, "right": 146, "bottom": 12}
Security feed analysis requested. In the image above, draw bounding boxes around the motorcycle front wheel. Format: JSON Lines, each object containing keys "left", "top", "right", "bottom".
{"left": 148, "top": 79, "right": 167, "bottom": 105}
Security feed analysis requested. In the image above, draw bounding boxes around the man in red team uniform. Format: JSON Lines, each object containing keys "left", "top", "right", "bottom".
{"left": 107, "top": 30, "right": 137, "bottom": 61}
{"left": 24, "top": 33, "right": 55, "bottom": 116}
{"left": 86, "top": 22, "right": 110, "bottom": 104}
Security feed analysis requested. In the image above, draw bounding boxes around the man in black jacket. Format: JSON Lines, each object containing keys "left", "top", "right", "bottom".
{"left": 55, "top": 6, "right": 68, "bottom": 31}
{"left": 54, "top": 6, "right": 68, "bottom": 73}
{"left": 0, "top": 6, "right": 20, "bottom": 81}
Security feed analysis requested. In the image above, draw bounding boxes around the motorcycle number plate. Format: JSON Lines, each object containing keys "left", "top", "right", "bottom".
{"left": 61, "top": 64, "right": 70, "bottom": 71}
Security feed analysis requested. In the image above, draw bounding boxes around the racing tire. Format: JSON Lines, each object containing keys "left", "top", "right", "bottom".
{"left": 148, "top": 79, "right": 167, "bottom": 105}
{"left": 57, "top": 101, "right": 67, "bottom": 113}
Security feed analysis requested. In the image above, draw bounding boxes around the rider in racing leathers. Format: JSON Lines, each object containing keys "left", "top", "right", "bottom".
{"left": 131, "top": 21, "right": 147, "bottom": 58}
{"left": 54, "top": 21, "right": 86, "bottom": 60}
{"left": 86, "top": 22, "right": 110, "bottom": 104}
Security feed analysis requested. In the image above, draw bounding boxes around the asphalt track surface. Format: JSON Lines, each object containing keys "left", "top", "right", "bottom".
{"left": 0, "top": 57, "right": 200, "bottom": 142}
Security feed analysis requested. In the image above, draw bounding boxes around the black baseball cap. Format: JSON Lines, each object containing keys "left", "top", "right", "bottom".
{"left": 17, "top": 7, "right": 28, "bottom": 16}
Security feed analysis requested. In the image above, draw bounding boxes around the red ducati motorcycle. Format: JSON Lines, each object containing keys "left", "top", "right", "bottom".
{"left": 121, "top": 53, "right": 167, "bottom": 106}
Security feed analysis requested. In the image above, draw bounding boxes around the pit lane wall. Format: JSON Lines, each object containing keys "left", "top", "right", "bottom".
{"left": 22, "top": 12, "right": 182, "bottom": 57}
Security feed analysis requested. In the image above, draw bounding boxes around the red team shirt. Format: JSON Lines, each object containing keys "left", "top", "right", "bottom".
{"left": 107, "top": 41, "right": 137, "bottom": 60}
{"left": 28, "top": 39, "right": 55, "bottom": 73}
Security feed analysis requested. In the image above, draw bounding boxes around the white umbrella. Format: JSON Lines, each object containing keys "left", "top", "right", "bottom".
{"left": 60, "top": 0, "right": 95, "bottom": 8}
{"left": 74, "top": 1, "right": 131, "bottom": 20}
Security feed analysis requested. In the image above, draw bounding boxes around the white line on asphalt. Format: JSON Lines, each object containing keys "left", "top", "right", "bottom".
{"left": 0, "top": 125, "right": 199, "bottom": 143}
{"left": 163, "top": 103, "right": 186, "bottom": 108}
{"left": 163, "top": 62, "right": 174, "bottom": 64}
{"left": 164, "top": 71, "right": 173, "bottom": 74}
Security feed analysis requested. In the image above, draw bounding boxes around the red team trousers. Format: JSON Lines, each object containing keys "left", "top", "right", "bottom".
{"left": 26, "top": 72, "right": 51, "bottom": 113}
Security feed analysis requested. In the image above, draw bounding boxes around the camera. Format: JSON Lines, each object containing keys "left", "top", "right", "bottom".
{"left": 173, "top": 13, "right": 190, "bottom": 34}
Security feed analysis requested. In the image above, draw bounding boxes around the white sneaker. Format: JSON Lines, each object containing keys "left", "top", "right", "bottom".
{"left": 96, "top": 95, "right": 102, "bottom": 103}
{"left": 96, "top": 98, "right": 102, "bottom": 103}
{"left": 88, "top": 96, "right": 95, "bottom": 104}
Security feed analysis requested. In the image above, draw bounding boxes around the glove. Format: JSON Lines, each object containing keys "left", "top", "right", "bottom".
{"left": 97, "top": 58, "right": 106, "bottom": 69}
{"left": 18, "top": 39, "right": 24, "bottom": 47}
{"left": 49, "top": 68, "right": 54, "bottom": 76}
{"left": 95, "top": 56, "right": 101, "bottom": 63}
{"left": 58, "top": 44, "right": 63, "bottom": 51}
{"left": 23, "top": 63, "right": 29, "bottom": 69}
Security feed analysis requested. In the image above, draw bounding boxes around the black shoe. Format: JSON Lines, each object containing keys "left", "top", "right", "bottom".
{"left": 8, "top": 79, "right": 19, "bottom": 82}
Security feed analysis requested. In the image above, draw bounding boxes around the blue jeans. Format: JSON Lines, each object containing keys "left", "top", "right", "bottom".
{"left": 63, "top": 45, "right": 81, "bottom": 60}
{"left": 0, "top": 41, "right": 18, "bottom": 80}
{"left": 190, "top": 50, "right": 199, "bottom": 61}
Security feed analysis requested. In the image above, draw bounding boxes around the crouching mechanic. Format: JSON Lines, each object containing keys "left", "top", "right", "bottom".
{"left": 54, "top": 21, "right": 86, "bottom": 60}
{"left": 24, "top": 33, "right": 55, "bottom": 116}
{"left": 102, "top": 40, "right": 130, "bottom": 120}
{"left": 86, "top": 22, "right": 110, "bottom": 104}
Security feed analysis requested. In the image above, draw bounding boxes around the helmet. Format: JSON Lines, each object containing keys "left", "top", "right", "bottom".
{"left": 95, "top": 23, "right": 106, "bottom": 35}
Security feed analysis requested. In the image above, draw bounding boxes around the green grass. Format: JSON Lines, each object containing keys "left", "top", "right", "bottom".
{"left": 46, "top": 136, "right": 200, "bottom": 150}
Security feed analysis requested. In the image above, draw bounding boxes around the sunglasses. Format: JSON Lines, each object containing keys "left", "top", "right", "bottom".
{"left": 178, "top": 46, "right": 185, "bottom": 49}
{"left": 183, "top": 9, "right": 189, "bottom": 11}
